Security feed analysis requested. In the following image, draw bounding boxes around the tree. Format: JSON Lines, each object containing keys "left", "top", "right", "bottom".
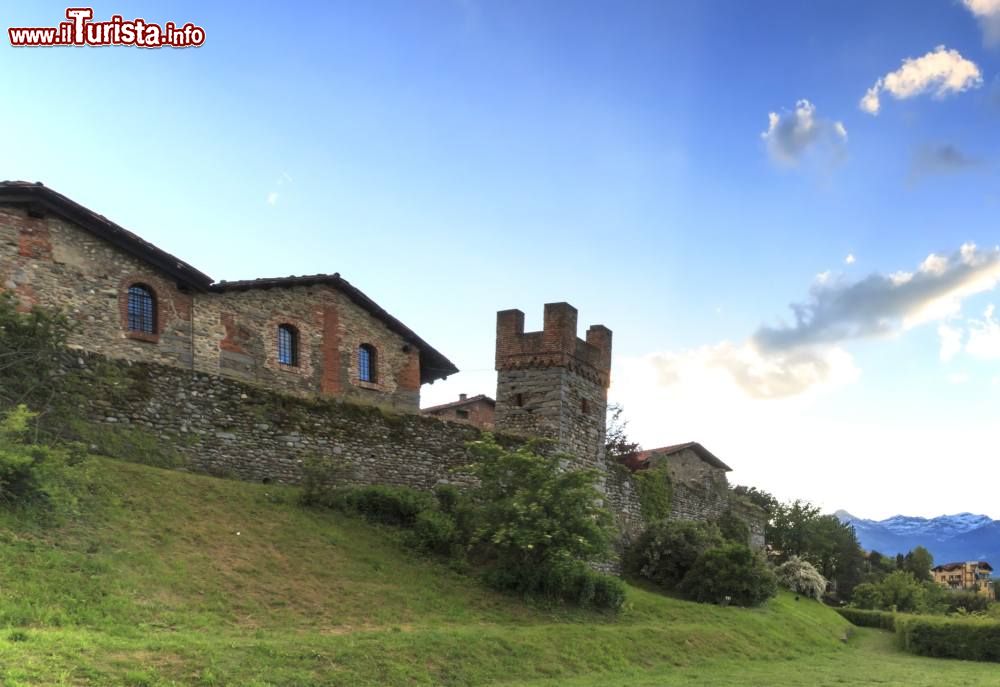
{"left": 0, "top": 293, "right": 71, "bottom": 416}
{"left": 624, "top": 519, "right": 724, "bottom": 589}
{"left": 466, "top": 435, "right": 614, "bottom": 577}
{"left": 878, "top": 571, "right": 925, "bottom": 613}
{"left": 775, "top": 556, "right": 827, "bottom": 600}
{"left": 903, "top": 546, "right": 934, "bottom": 582}
{"left": 605, "top": 403, "right": 640, "bottom": 463}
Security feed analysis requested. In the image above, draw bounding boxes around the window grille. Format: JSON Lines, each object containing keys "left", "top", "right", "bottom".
{"left": 278, "top": 325, "right": 298, "bottom": 366}
{"left": 127, "top": 284, "right": 155, "bottom": 334}
{"left": 359, "top": 344, "right": 377, "bottom": 382}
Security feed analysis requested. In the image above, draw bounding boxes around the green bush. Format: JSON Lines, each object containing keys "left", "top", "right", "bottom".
{"left": 835, "top": 607, "right": 896, "bottom": 631}
{"left": 678, "top": 542, "right": 777, "bottom": 607}
{"left": 408, "top": 509, "right": 461, "bottom": 557}
{"left": 624, "top": 519, "right": 724, "bottom": 589}
{"left": 774, "top": 556, "right": 827, "bottom": 600}
{"left": 483, "top": 558, "right": 625, "bottom": 612}
{"left": 309, "top": 485, "right": 437, "bottom": 527}
{"left": 946, "top": 590, "right": 993, "bottom": 615}
{"left": 466, "top": 435, "right": 615, "bottom": 588}
{"left": 716, "top": 508, "right": 751, "bottom": 545}
{"left": 850, "top": 582, "right": 884, "bottom": 610}
{"left": 896, "top": 615, "right": 1000, "bottom": 662}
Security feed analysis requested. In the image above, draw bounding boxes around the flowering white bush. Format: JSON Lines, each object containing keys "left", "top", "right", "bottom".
{"left": 775, "top": 556, "right": 827, "bottom": 600}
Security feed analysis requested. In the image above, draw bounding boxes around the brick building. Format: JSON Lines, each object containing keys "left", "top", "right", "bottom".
{"left": 421, "top": 393, "right": 495, "bottom": 429}
{"left": 0, "top": 181, "right": 457, "bottom": 411}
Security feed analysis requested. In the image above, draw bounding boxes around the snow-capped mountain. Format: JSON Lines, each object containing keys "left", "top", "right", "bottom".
{"left": 835, "top": 511, "right": 1000, "bottom": 565}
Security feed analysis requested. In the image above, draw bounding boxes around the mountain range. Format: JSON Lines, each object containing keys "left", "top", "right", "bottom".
{"left": 835, "top": 511, "right": 1000, "bottom": 566}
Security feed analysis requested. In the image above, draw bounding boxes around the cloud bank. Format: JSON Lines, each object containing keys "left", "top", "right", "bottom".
{"left": 754, "top": 244, "right": 1000, "bottom": 352}
{"left": 860, "top": 46, "right": 983, "bottom": 115}
{"left": 761, "top": 100, "right": 847, "bottom": 165}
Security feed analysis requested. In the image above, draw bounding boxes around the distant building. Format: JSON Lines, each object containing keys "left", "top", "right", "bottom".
{"left": 422, "top": 393, "right": 495, "bottom": 429}
{"left": 622, "top": 442, "right": 733, "bottom": 489}
{"left": 932, "top": 561, "right": 995, "bottom": 598}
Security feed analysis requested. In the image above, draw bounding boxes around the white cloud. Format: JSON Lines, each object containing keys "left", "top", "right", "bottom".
{"left": 947, "top": 372, "right": 970, "bottom": 384}
{"left": 965, "top": 304, "right": 1000, "bottom": 359}
{"left": 859, "top": 46, "right": 983, "bottom": 115}
{"left": 761, "top": 100, "right": 847, "bottom": 165}
{"left": 964, "top": 0, "right": 1000, "bottom": 46}
{"left": 845, "top": 253, "right": 856, "bottom": 265}
{"left": 266, "top": 192, "right": 279, "bottom": 206}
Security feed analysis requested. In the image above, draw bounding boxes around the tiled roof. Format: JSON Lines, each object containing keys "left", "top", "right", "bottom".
{"left": 422, "top": 394, "right": 495, "bottom": 413}
{"left": 0, "top": 181, "right": 458, "bottom": 384}
{"left": 933, "top": 561, "right": 993, "bottom": 572}
{"left": 0, "top": 180, "right": 213, "bottom": 289}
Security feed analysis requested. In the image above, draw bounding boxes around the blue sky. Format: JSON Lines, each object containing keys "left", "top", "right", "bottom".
{"left": 3, "top": 1, "right": 1000, "bottom": 518}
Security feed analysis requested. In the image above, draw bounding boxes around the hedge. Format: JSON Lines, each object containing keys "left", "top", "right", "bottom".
{"left": 835, "top": 608, "right": 896, "bottom": 631}
{"left": 895, "top": 615, "right": 1000, "bottom": 663}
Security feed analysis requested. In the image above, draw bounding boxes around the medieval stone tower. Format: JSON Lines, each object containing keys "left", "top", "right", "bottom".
{"left": 494, "top": 302, "right": 612, "bottom": 471}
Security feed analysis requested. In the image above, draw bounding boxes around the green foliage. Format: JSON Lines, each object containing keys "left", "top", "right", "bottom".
{"left": 624, "top": 519, "right": 724, "bottom": 590}
{"left": 836, "top": 607, "right": 897, "bottom": 631}
{"left": 851, "top": 582, "right": 884, "bottom": 610}
{"left": 307, "top": 484, "right": 437, "bottom": 527}
{"left": 895, "top": 615, "right": 1000, "bottom": 662}
{"left": 877, "top": 571, "right": 926, "bottom": 613}
{"left": 484, "top": 558, "right": 626, "bottom": 612}
{"left": 408, "top": 509, "right": 462, "bottom": 557}
{"left": 465, "top": 435, "right": 614, "bottom": 573}
{"left": 716, "top": 508, "right": 751, "bottom": 544}
{"left": 465, "top": 435, "right": 620, "bottom": 610}
{"left": 67, "top": 419, "right": 187, "bottom": 469}
{"left": 633, "top": 462, "right": 672, "bottom": 522}
{"left": 678, "top": 543, "right": 778, "bottom": 607}
{"left": 0, "top": 405, "right": 90, "bottom": 515}
{"left": 775, "top": 556, "right": 827, "bottom": 600}
{"left": 945, "top": 590, "right": 992, "bottom": 615}
{"left": 902, "top": 546, "right": 934, "bottom": 582}
{"left": 0, "top": 293, "right": 71, "bottom": 413}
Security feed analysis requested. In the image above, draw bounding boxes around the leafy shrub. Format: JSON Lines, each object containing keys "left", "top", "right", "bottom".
{"left": 850, "top": 582, "right": 884, "bottom": 610}
{"left": 896, "top": 615, "right": 1000, "bottom": 662}
{"left": 408, "top": 509, "right": 461, "bottom": 557}
{"left": 835, "top": 607, "right": 896, "bottom": 631}
{"left": 716, "top": 508, "right": 750, "bottom": 545}
{"left": 310, "top": 485, "right": 437, "bottom": 527}
{"left": 877, "top": 571, "right": 925, "bottom": 613}
{"left": 678, "top": 543, "right": 777, "bottom": 607}
{"left": 466, "top": 436, "right": 614, "bottom": 579}
{"left": 633, "top": 463, "right": 672, "bottom": 522}
{"left": 774, "top": 556, "right": 827, "bottom": 600}
{"left": 484, "top": 558, "right": 626, "bottom": 612}
{"left": 946, "top": 590, "right": 992, "bottom": 615}
{"left": 624, "top": 519, "right": 723, "bottom": 589}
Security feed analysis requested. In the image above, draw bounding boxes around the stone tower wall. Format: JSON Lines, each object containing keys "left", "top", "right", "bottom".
{"left": 494, "top": 302, "right": 612, "bottom": 471}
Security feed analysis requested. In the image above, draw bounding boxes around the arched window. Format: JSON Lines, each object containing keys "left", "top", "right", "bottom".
{"left": 127, "top": 284, "right": 156, "bottom": 334}
{"left": 277, "top": 324, "right": 298, "bottom": 366}
{"left": 358, "top": 343, "right": 377, "bottom": 383}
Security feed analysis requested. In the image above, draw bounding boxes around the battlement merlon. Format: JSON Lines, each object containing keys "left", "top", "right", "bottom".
{"left": 495, "top": 302, "right": 612, "bottom": 388}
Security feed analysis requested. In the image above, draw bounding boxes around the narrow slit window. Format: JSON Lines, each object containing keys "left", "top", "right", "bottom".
{"left": 127, "top": 284, "right": 156, "bottom": 334}
{"left": 277, "top": 324, "right": 298, "bottom": 366}
{"left": 358, "top": 344, "right": 377, "bottom": 383}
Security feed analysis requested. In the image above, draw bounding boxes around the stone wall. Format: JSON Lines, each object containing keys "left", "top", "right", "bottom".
{"left": 64, "top": 352, "right": 479, "bottom": 488}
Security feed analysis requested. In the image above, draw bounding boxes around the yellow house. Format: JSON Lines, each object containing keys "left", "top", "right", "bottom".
{"left": 932, "top": 561, "right": 995, "bottom": 598}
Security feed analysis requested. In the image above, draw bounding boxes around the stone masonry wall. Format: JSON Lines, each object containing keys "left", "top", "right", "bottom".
{"left": 66, "top": 352, "right": 479, "bottom": 488}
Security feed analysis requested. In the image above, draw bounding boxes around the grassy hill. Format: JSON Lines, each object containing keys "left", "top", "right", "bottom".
{"left": 0, "top": 456, "right": 995, "bottom": 686}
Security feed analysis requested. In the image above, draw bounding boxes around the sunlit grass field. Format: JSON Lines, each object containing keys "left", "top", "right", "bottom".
{"left": 0, "top": 457, "right": 994, "bottom": 685}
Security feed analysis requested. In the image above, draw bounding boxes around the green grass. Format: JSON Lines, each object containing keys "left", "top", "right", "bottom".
{"left": 0, "top": 457, "right": 993, "bottom": 685}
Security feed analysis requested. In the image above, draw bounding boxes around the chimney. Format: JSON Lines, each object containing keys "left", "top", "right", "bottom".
{"left": 459, "top": 393, "right": 467, "bottom": 401}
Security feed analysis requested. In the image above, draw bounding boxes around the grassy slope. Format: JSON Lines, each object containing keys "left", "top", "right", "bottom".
{"left": 0, "top": 458, "right": 993, "bottom": 686}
